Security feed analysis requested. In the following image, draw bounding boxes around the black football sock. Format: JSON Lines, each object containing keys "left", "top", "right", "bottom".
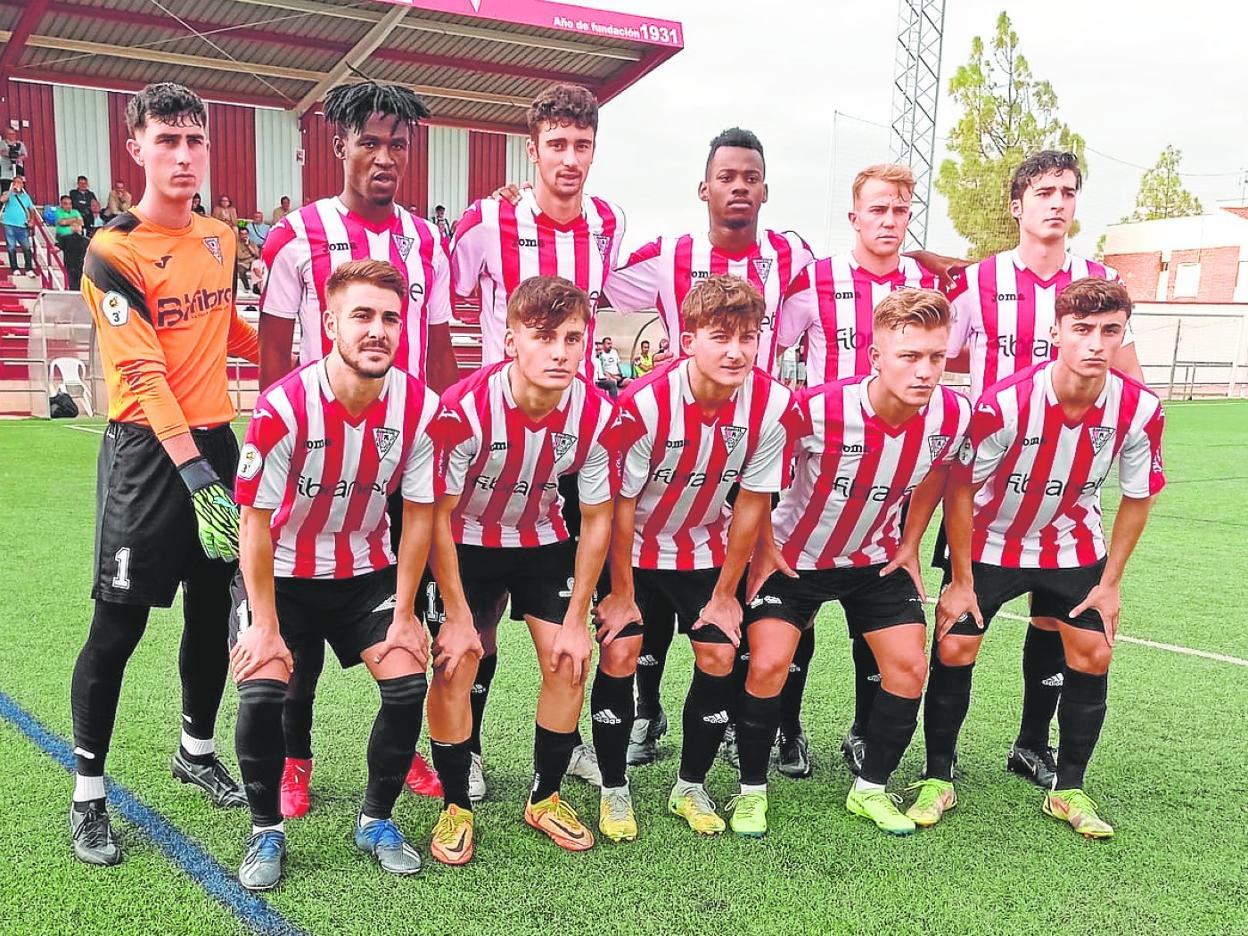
{"left": 780, "top": 628, "right": 815, "bottom": 736}
{"left": 235, "top": 679, "right": 288, "bottom": 828}
{"left": 737, "top": 691, "right": 781, "bottom": 787}
{"left": 851, "top": 635, "right": 881, "bottom": 736}
{"left": 678, "top": 667, "right": 733, "bottom": 785}
{"left": 281, "top": 639, "right": 325, "bottom": 761}
{"left": 635, "top": 606, "right": 675, "bottom": 720}
{"left": 1055, "top": 668, "right": 1108, "bottom": 791}
{"left": 362, "top": 674, "right": 427, "bottom": 820}
{"left": 590, "top": 669, "right": 635, "bottom": 789}
{"left": 1017, "top": 624, "right": 1065, "bottom": 751}
{"left": 70, "top": 600, "right": 149, "bottom": 783}
{"left": 922, "top": 646, "right": 974, "bottom": 782}
{"left": 860, "top": 689, "right": 921, "bottom": 786}
{"left": 531, "top": 724, "right": 578, "bottom": 803}
{"left": 431, "top": 739, "right": 473, "bottom": 811}
{"left": 178, "top": 563, "right": 233, "bottom": 752}
{"left": 468, "top": 653, "right": 497, "bottom": 756}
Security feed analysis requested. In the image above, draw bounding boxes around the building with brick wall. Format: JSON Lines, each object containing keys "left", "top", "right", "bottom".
{"left": 1103, "top": 207, "right": 1248, "bottom": 303}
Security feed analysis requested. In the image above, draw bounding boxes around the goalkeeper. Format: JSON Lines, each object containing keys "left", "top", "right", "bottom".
{"left": 68, "top": 82, "right": 260, "bottom": 868}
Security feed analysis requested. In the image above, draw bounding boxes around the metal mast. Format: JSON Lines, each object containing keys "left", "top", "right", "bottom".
{"left": 890, "top": 0, "right": 946, "bottom": 249}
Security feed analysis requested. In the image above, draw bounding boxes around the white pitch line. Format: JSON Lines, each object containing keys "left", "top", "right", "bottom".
{"left": 62, "top": 424, "right": 105, "bottom": 434}
{"left": 991, "top": 608, "right": 1248, "bottom": 668}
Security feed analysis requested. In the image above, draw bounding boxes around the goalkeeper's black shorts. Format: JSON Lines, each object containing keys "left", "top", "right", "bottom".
{"left": 92, "top": 420, "right": 239, "bottom": 607}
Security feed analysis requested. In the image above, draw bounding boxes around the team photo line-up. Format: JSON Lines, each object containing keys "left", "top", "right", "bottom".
{"left": 66, "top": 76, "right": 1165, "bottom": 890}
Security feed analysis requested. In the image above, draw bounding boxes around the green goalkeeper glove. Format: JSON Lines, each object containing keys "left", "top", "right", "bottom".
{"left": 178, "top": 456, "right": 241, "bottom": 561}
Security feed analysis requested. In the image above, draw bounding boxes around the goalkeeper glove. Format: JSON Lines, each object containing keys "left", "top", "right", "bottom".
{"left": 178, "top": 456, "right": 241, "bottom": 561}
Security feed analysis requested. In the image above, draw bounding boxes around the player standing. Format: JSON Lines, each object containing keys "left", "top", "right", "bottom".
{"left": 913, "top": 278, "right": 1164, "bottom": 838}
{"left": 603, "top": 127, "right": 814, "bottom": 771}
{"left": 229, "top": 260, "right": 441, "bottom": 889}
{"left": 423, "top": 276, "right": 613, "bottom": 862}
{"left": 448, "top": 83, "right": 625, "bottom": 796}
{"left": 68, "top": 83, "right": 259, "bottom": 866}
{"left": 942, "top": 151, "right": 1144, "bottom": 789}
{"left": 592, "top": 275, "right": 794, "bottom": 841}
{"left": 739, "top": 290, "right": 969, "bottom": 837}
{"left": 257, "top": 80, "right": 454, "bottom": 817}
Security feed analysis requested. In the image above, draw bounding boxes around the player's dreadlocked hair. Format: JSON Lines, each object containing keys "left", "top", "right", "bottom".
{"left": 705, "top": 127, "right": 765, "bottom": 175}
{"left": 322, "top": 81, "right": 430, "bottom": 136}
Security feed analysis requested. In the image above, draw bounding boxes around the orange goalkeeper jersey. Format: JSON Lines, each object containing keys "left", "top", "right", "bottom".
{"left": 83, "top": 210, "right": 260, "bottom": 440}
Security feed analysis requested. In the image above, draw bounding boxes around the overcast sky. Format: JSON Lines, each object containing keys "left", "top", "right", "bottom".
{"left": 584, "top": 0, "right": 1248, "bottom": 259}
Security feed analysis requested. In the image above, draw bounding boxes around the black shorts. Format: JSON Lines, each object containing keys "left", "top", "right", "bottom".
{"left": 93, "top": 421, "right": 239, "bottom": 607}
{"left": 425, "top": 540, "right": 577, "bottom": 632}
{"left": 229, "top": 566, "right": 397, "bottom": 669}
{"left": 628, "top": 566, "right": 734, "bottom": 645}
{"left": 744, "top": 565, "right": 927, "bottom": 638}
{"left": 945, "top": 560, "right": 1108, "bottom": 637}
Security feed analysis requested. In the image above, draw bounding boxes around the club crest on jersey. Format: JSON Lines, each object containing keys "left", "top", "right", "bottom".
{"left": 202, "top": 236, "right": 223, "bottom": 265}
{"left": 720, "top": 425, "right": 746, "bottom": 454}
{"left": 374, "top": 427, "right": 399, "bottom": 458}
{"left": 1088, "top": 426, "right": 1114, "bottom": 454}
{"left": 752, "top": 257, "right": 773, "bottom": 284}
{"left": 594, "top": 234, "right": 612, "bottom": 259}
{"left": 550, "top": 431, "right": 577, "bottom": 460}
{"left": 927, "top": 434, "right": 951, "bottom": 462}
{"left": 393, "top": 234, "right": 414, "bottom": 262}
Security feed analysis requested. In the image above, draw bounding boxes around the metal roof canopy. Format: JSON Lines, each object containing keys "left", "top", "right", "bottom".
{"left": 0, "top": 0, "right": 684, "bottom": 133}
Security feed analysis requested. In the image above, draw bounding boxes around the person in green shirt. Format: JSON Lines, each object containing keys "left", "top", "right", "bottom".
{"left": 55, "top": 194, "right": 87, "bottom": 290}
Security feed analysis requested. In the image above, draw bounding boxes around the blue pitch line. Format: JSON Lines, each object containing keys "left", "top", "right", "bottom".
{"left": 0, "top": 689, "right": 305, "bottom": 936}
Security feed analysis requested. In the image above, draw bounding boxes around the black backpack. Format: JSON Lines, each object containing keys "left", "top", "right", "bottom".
{"left": 49, "top": 391, "right": 79, "bottom": 419}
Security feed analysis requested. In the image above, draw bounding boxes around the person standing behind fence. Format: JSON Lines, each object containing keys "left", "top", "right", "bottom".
{"left": 0, "top": 126, "right": 26, "bottom": 194}
{"left": 55, "top": 194, "right": 88, "bottom": 289}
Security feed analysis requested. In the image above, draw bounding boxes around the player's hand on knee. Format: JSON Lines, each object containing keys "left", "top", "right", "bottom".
{"left": 550, "top": 619, "right": 593, "bottom": 685}
{"left": 935, "top": 580, "right": 982, "bottom": 640}
{"left": 432, "top": 616, "right": 484, "bottom": 680}
{"left": 373, "top": 611, "right": 430, "bottom": 670}
{"left": 695, "top": 593, "right": 743, "bottom": 648}
{"left": 231, "top": 625, "right": 293, "bottom": 682}
{"left": 1070, "top": 583, "right": 1120, "bottom": 647}
{"left": 880, "top": 543, "right": 927, "bottom": 605}
{"left": 592, "top": 592, "right": 642, "bottom": 647}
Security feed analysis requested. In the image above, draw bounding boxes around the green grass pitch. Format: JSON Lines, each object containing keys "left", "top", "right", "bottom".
{"left": 1, "top": 402, "right": 1245, "bottom": 936}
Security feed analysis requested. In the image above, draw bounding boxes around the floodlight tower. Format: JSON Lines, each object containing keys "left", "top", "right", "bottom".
{"left": 890, "top": 0, "right": 946, "bottom": 250}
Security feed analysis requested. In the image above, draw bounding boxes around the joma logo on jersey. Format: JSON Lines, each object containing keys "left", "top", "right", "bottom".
{"left": 1023, "top": 436, "right": 1042, "bottom": 446}
{"left": 690, "top": 270, "right": 710, "bottom": 280}
{"left": 837, "top": 442, "right": 867, "bottom": 455}
{"left": 834, "top": 290, "right": 859, "bottom": 301}
{"left": 835, "top": 327, "right": 870, "bottom": 351}
{"left": 665, "top": 439, "right": 686, "bottom": 449}
{"left": 328, "top": 242, "right": 350, "bottom": 252}
{"left": 470, "top": 475, "right": 556, "bottom": 494}
{"left": 155, "top": 287, "right": 233, "bottom": 328}
{"left": 517, "top": 237, "right": 539, "bottom": 248}
{"left": 993, "top": 335, "right": 1051, "bottom": 357}
{"left": 489, "top": 441, "right": 509, "bottom": 452}
{"left": 306, "top": 438, "right": 329, "bottom": 450}
{"left": 996, "top": 292, "right": 1022, "bottom": 302}
{"left": 651, "top": 467, "right": 741, "bottom": 486}
{"left": 297, "top": 476, "right": 385, "bottom": 498}
{"left": 1006, "top": 472, "right": 1104, "bottom": 496}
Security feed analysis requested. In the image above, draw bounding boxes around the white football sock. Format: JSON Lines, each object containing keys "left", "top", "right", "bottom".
{"left": 73, "top": 773, "right": 106, "bottom": 803}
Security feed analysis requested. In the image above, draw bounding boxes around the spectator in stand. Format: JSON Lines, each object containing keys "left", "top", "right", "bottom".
{"left": 69, "top": 176, "right": 99, "bottom": 236}
{"left": 592, "top": 338, "right": 617, "bottom": 398}
{"left": 653, "top": 336, "right": 674, "bottom": 365}
{"left": 235, "top": 224, "right": 262, "bottom": 292}
{"left": 1, "top": 174, "right": 37, "bottom": 274}
{"left": 271, "top": 195, "right": 291, "bottom": 224}
{"left": 247, "top": 210, "right": 271, "bottom": 249}
{"left": 1, "top": 126, "right": 27, "bottom": 194}
{"left": 432, "top": 204, "right": 453, "bottom": 240}
{"left": 191, "top": 192, "right": 207, "bottom": 216}
{"left": 101, "top": 179, "right": 133, "bottom": 223}
{"left": 55, "top": 193, "right": 87, "bottom": 290}
{"left": 632, "top": 338, "right": 654, "bottom": 376}
{"left": 212, "top": 194, "right": 238, "bottom": 228}
{"left": 599, "top": 335, "right": 630, "bottom": 391}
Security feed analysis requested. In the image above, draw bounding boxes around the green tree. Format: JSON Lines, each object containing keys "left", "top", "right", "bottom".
{"left": 936, "top": 12, "right": 1085, "bottom": 259}
{"left": 1124, "top": 145, "right": 1203, "bottom": 222}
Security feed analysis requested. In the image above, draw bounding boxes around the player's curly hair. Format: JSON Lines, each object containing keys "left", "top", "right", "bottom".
{"left": 705, "top": 127, "right": 765, "bottom": 175}
{"left": 126, "top": 83, "right": 206, "bottom": 133}
{"left": 1055, "top": 278, "right": 1132, "bottom": 321}
{"left": 322, "top": 81, "right": 430, "bottom": 136}
{"left": 325, "top": 258, "right": 407, "bottom": 308}
{"left": 1010, "top": 150, "right": 1083, "bottom": 202}
{"left": 527, "top": 83, "right": 599, "bottom": 140}
{"left": 507, "top": 276, "right": 591, "bottom": 330}
{"left": 680, "top": 274, "right": 765, "bottom": 336}
{"left": 873, "top": 289, "right": 950, "bottom": 333}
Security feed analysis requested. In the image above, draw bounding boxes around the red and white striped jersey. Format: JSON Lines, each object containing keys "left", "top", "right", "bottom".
{"left": 449, "top": 190, "right": 625, "bottom": 376}
{"left": 433, "top": 361, "right": 613, "bottom": 548}
{"left": 259, "top": 197, "right": 451, "bottom": 378}
{"left": 777, "top": 253, "right": 939, "bottom": 387}
{"left": 773, "top": 377, "right": 971, "bottom": 570}
{"left": 946, "top": 249, "right": 1129, "bottom": 401}
{"left": 605, "top": 229, "right": 814, "bottom": 372}
{"left": 234, "top": 360, "right": 441, "bottom": 580}
{"left": 602, "top": 360, "right": 795, "bottom": 570}
{"left": 958, "top": 361, "right": 1166, "bottom": 569}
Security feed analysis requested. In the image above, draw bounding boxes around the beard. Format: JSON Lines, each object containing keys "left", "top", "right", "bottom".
{"left": 339, "top": 342, "right": 393, "bottom": 379}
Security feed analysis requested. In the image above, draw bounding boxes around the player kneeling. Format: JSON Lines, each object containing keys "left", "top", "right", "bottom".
{"left": 593, "top": 275, "right": 794, "bottom": 840}
{"left": 919, "top": 278, "right": 1165, "bottom": 838}
{"left": 228, "top": 260, "right": 442, "bottom": 890}
{"left": 740, "top": 290, "right": 969, "bottom": 837}
{"left": 424, "top": 276, "right": 613, "bottom": 862}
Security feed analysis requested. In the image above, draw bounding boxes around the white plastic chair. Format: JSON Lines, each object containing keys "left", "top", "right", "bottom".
{"left": 50, "top": 356, "right": 94, "bottom": 417}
